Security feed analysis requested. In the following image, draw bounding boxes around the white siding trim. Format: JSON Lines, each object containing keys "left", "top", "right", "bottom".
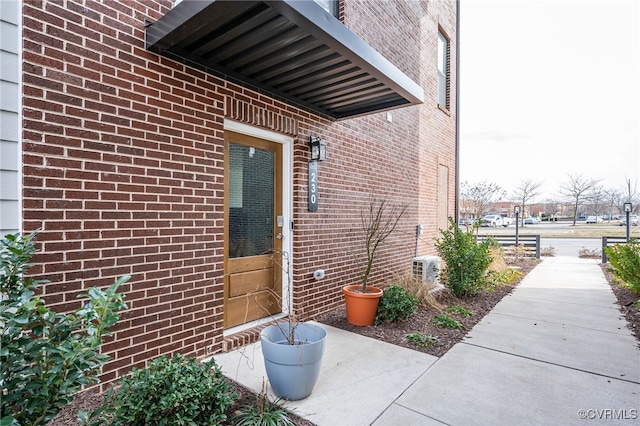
{"left": 0, "top": 0, "right": 21, "bottom": 237}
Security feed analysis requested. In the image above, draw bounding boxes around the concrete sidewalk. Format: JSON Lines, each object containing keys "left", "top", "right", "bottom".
{"left": 214, "top": 257, "right": 640, "bottom": 425}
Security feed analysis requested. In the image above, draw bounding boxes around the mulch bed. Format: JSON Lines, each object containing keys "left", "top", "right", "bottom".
{"left": 315, "top": 257, "right": 540, "bottom": 358}
{"left": 48, "top": 257, "right": 640, "bottom": 425}
{"left": 48, "top": 379, "right": 315, "bottom": 426}
{"left": 600, "top": 263, "right": 640, "bottom": 345}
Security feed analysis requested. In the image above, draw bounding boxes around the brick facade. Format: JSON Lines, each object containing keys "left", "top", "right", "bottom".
{"left": 21, "top": 0, "right": 457, "bottom": 385}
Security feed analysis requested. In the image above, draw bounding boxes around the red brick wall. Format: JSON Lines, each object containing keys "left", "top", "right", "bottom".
{"left": 21, "top": 0, "right": 457, "bottom": 386}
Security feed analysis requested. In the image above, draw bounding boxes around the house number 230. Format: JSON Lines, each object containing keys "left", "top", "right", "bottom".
{"left": 308, "top": 160, "right": 318, "bottom": 212}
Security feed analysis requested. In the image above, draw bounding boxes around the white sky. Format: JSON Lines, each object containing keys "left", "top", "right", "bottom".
{"left": 459, "top": 0, "right": 640, "bottom": 201}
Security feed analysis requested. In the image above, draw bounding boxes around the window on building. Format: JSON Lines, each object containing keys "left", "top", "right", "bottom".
{"left": 314, "top": 0, "right": 339, "bottom": 18}
{"left": 437, "top": 30, "right": 450, "bottom": 109}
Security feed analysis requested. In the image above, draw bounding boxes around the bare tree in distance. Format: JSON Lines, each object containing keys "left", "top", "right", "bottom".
{"left": 460, "top": 180, "right": 505, "bottom": 221}
{"left": 542, "top": 198, "right": 561, "bottom": 220}
{"left": 621, "top": 177, "right": 639, "bottom": 214}
{"left": 588, "top": 184, "right": 607, "bottom": 217}
{"left": 604, "top": 188, "right": 622, "bottom": 222}
{"left": 512, "top": 179, "right": 543, "bottom": 225}
{"left": 559, "top": 174, "right": 602, "bottom": 225}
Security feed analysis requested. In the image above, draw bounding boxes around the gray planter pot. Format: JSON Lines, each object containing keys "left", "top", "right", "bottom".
{"left": 260, "top": 322, "right": 327, "bottom": 400}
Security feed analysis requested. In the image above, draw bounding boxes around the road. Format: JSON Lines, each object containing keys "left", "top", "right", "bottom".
{"left": 540, "top": 238, "right": 600, "bottom": 257}
{"left": 473, "top": 221, "right": 634, "bottom": 258}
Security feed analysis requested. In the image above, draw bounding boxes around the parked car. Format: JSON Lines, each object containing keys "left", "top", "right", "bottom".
{"left": 524, "top": 217, "right": 540, "bottom": 225}
{"left": 480, "top": 215, "right": 503, "bottom": 227}
{"left": 501, "top": 217, "right": 514, "bottom": 227}
{"left": 619, "top": 215, "right": 640, "bottom": 226}
{"left": 458, "top": 218, "right": 476, "bottom": 226}
{"left": 585, "top": 216, "right": 603, "bottom": 224}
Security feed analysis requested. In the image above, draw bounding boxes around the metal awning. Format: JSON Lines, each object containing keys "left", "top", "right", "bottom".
{"left": 146, "top": 0, "right": 424, "bottom": 120}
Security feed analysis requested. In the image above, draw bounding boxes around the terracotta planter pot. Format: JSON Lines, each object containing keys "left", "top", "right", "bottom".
{"left": 342, "top": 285, "right": 383, "bottom": 326}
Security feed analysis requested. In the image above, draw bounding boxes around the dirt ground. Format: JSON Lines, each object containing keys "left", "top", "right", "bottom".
{"left": 600, "top": 263, "right": 640, "bottom": 345}
{"left": 48, "top": 379, "right": 315, "bottom": 426}
{"left": 48, "top": 257, "right": 639, "bottom": 425}
{"left": 315, "top": 257, "right": 540, "bottom": 358}
{"left": 318, "top": 260, "right": 640, "bottom": 356}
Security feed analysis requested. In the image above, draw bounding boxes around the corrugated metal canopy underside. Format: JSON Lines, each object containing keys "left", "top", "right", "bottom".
{"left": 146, "top": 0, "right": 424, "bottom": 120}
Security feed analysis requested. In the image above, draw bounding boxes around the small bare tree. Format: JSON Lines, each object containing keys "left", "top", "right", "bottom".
{"left": 559, "top": 174, "right": 601, "bottom": 225}
{"left": 360, "top": 199, "right": 407, "bottom": 291}
{"left": 588, "top": 184, "right": 607, "bottom": 217}
{"left": 460, "top": 180, "right": 505, "bottom": 220}
{"left": 621, "top": 177, "right": 639, "bottom": 214}
{"left": 512, "top": 179, "right": 543, "bottom": 225}
{"left": 542, "top": 198, "right": 560, "bottom": 220}
{"left": 603, "top": 189, "right": 622, "bottom": 221}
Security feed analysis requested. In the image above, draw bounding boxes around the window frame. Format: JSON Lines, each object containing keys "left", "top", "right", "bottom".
{"left": 437, "top": 28, "right": 451, "bottom": 111}
{"left": 314, "top": 0, "right": 339, "bottom": 19}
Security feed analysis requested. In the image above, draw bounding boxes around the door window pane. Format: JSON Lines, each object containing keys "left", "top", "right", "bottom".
{"left": 228, "top": 143, "right": 274, "bottom": 258}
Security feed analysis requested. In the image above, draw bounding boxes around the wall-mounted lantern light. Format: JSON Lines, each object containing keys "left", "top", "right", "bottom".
{"left": 310, "top": 136, "right": 327, "bottom": 161}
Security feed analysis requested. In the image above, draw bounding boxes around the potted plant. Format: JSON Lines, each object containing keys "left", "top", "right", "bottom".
{"left": 342, "top": 199, "right": 407, "bottom": 326}
{"left": 259, "top": 251, "right": 327, "bottom": 400}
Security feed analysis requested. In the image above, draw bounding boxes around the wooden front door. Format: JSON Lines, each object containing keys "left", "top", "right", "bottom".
{"left": 224, "top": 131, "right": 283, "bottom": 328}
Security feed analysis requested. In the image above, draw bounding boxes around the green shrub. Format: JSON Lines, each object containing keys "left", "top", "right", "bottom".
{"left": 375, "top": 285, "right": 418, "bottom": 325}
{"left": 446, "top": 305, "right": 474, "bottom": 317}
{"left": 1, "top": 232, "right": 127, "bottom": 426}
{"left": 434, "top": 218, "right": 494, "bottom": 297}
{"left": 432, "top": 314, "right": 465, "bottom": 330}
{"left": 83, "top": 354, "right": 236, "bottom": 426}
{"left": 605, "top": 240, "right": 640, "bottom": 294}
{"left": 486, "top": 268, "right": 523, "bottom": 287}
{"left": 233, "top": 381, "right": 294, "bottom": 426}
{"left": 406, "top": 333, "right": 440, "bottom": 348}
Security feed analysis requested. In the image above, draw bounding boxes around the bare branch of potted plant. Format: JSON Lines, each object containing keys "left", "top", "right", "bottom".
{"left": 253, "top": 250, "right": 327, "bottom": 401}
{"left": 342, "top": 198, "right": 408, "bottom": 326}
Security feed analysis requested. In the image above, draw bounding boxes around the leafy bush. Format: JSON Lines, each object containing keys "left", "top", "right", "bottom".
{"left": 605, "top": 240, "right": 640, "bottom": 294}
{"left": 233, "top": 381, "right": 294, "bottom": 426}
{"left": 434, "top": 218, "right": 494, "bottom": 297}
{"left": 432, "top": 314, "right": 464, "bottom": 330}
{"left": 406, "top": 333, "right": 440, "bottom": 348}
{"left": 483, "top": 247, "right": 522, "bottom": 290}
{"left": 384, "top": 273, "right": 443, "bottom": 310}
{"left": 446, "top": 305, "right": 473, "bottom": 317}
{"left": 486, "top": 268, "right": 523, "bottom": 288}
{"left": 83, "top": 354, "right": 236, "bottom": 426}
{"left": 375, "top": 285, "right": 418, "bottom": 325}
{"left": 0, "top": 232, "right": 127, "bottom": 426}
